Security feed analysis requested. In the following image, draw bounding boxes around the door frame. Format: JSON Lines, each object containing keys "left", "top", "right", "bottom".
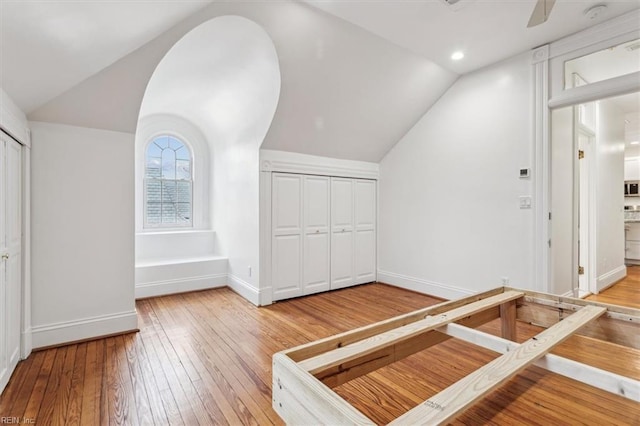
{"left": 574, "top": 115, "right": 597, "bottom": 297}
{"left": 531, "top": 10, "right": 640, "bottom": 294}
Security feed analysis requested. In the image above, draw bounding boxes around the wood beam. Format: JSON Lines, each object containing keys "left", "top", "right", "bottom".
{"left": 283, "top": 287, "right": 506, "bottom": 362}
{"left": 272, "top": 353, "right": 374, "bottom": 425}
{"left": 317, "top": 307, "right": 499, "bottom": 387}
{"left": 438, "top": 323, "right": 639, "bottom": 402}
{"left": 499, "top": 299, "right": 517, "bottom": 341}
{"left": 390, "top": 305, "right": 607, "bottom": 425}
{"left": 299, "top": 291, "right": 524, "bottom": 376}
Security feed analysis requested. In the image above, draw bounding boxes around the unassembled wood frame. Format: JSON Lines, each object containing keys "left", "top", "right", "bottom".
{"left": 272, "top": 287, "right": 640, "bottom": 425}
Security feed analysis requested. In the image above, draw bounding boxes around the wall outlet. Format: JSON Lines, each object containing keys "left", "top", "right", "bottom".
{"left": 501, "top": 277, "right": 509, "bottom": 285}
{"left": 248, "top": 266, "right": 252, "bottom": 277}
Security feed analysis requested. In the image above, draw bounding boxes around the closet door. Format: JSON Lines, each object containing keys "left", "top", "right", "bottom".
{"left": 303, "top": 176, "right": 330, "bottom": 295}
{"left": 330, "top": 178, "right": 354, "bottom": 289}
{"left": 271, "top": 173, "right": 303, "bottom": 300}
{"left": 354, "top": 179, "right": 376, "bottom": 285}
{"left": 0, "top": 137, "right": 22, "bottom": 394}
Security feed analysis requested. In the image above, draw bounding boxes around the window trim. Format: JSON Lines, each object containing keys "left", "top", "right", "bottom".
{"left": 135, "top": 114, "right": 210, "bottom": 234}
{"left": 143, "top": 135, "right": 194, "bottom": 229}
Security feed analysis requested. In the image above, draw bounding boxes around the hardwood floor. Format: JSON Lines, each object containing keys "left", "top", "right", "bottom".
{"left": 586, "top": 264, "right": 640, "bottom": 308}
{"left": 1, "top": 284, "right": 638, "bottom": 425}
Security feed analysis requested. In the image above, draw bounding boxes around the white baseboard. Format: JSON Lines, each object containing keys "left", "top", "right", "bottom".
{"left": 21, "top": 327, "right": 32, "bottom": 359}
{"left": 228, "top": 274, "right": 260, "bottom": 306}
{"left": 377, "top": 270, "right": 475, "bottom": 300}
{"left": 32, "top": 310, "right": 138, "bottom": 349}
{"left": 596, "top": 265, "right": 626, "bottom": 293}
{"left": 135, "top": 273, "right": 227, "bottom": 299}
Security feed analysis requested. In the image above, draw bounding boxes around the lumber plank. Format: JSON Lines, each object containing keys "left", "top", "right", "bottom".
{"left": 390, "top": 305, "right": 607, "bottom": 425}
{"left": 272, "top": 353, "right": 374, "bottom": 425}
{"left": 516, "top": 298, "right": 640, "bottom": 349}
{"left": 500, "top": 300, "right": 517, "bottom": 341}
{"left": 283, "top": 287, "right": 506, "bottom": 362}
{"left": 298, "top": 290, "right": 524, "bottom": 375}
{"left": 438, "top": 323, "right": 640, "bottom": 402}
{"left": 317, "top": 307, "right": 499, "bottom": 387}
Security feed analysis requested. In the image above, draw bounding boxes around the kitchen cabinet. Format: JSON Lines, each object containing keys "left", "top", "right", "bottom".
{"left": 624, "top": 157, "right": 640, "bottom": 181}
{"left": 625, "top": 222, "right": 640, "bottom": 263}
{"left": 271, "top": 173, "right": 376, "bottom": 301}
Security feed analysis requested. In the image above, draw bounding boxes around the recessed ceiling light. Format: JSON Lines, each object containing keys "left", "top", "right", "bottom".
{"left": 631, "top": 141, "right": 640, "bottom": 145}
{"left": 451, "top": 51, "right": 465, "bottom": 61}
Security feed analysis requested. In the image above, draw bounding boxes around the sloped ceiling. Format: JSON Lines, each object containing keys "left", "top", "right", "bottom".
{"left": 304, "top": 0, "right": 640, "bottom": 75}
{"left": 22, "top": 1, "right": 458, "bottom": 162}
{"left": 0, "top": 0, "right": 214, "bottom": 113}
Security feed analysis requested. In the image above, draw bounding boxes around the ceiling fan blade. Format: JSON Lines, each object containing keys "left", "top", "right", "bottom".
{"left": 527, "top": 0, "right": 556, "bottom": 28}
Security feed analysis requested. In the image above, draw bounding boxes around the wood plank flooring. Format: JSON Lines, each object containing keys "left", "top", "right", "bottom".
{"left": 1, "top": 283, "right": 638, "bottom": 425}
{"left": 586, "top": 264, "right": 640, "bottom": 308}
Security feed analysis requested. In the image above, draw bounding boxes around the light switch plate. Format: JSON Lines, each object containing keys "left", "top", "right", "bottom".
{"left": 519, "top": 196, "right": 532, "bottom": 209}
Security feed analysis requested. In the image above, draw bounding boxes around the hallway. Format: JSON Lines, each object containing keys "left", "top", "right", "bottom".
{"left": 586, "top": 265, "right": 640, "bottom": 308}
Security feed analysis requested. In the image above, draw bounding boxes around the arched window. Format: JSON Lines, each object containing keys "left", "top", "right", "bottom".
{"left": 144, "top": 135, "right": 193, "bottom": 227}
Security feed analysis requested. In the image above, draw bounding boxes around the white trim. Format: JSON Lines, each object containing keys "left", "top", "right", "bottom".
{"left": 439, "top": 323, "right": 639, "bottom": 402}
{"left": 32, "top": 310, "right": 138, "bottom": 349}
{"left": 596, "top": 265, "right": 627, "bottom": 293}
{"left": 549, "top": 9, "right": 640, "bottom": 60}
{"left": 532, "top": 46, "right": 551, "bottom": 294}
{"left": 0, "top": 89, "right": 30, "bottom": 147}
{"left": 228, "top": 273, "right": 260, "bottom": 306}
{"left": 21, "top": 145, "right": 32, "bottom": 358}
{"left": 549, "top": 72, "right": 640, "bottom": 109}
{"left": 135, "top": 273, "right": 226, "bottom": 299}
{"left": 260, "top": 149, "right": 379, "bottom": 180}
{"left": 377, "top": 270, "right": 474, "bottom": 301}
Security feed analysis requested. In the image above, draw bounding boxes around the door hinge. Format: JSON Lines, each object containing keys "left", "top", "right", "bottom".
{"left": 548, "top": 239, "right": 551, "bottom": 248}
{"left": 578, "top": 150, "right": 585, "bottom": 159}
{"left": 578, "top": 266, "right": 584, "bottom": 275}
{"left": 548, "top": 212, "right": 551, "bottom": 220}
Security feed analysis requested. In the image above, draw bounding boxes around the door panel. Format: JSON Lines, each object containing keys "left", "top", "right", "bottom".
{"left": 6, "top": 139, "right": 21, "bottom": 367}
{"left": 354, "top": 179, "right": 376, "bottom": 230}
{"left": 331, "top": 230, "right": 354, "bottom": 289}
{"left": 303, "top": 176, "right": 329, "bottom": 294}
{"left": 272, "top": 173, "right": 303, "bottom": 300}
{"left": 354, "top": 179, "right": 376, "bottom": 285}
{"left": 304, "top": 233, "right": 330, "bottom": 294}
{"left": 355, "top": 229, "right": 376, "bottom": 284}
{"left": 272, "top": 235, "right": 302, "bottom": 299}
{"left": 0, "top": 139, "right": 6, "bottom": 391}
{"left": 0, "top": 137, "right": 22, "bottom": 394}
{"left": 272, "top": 174, "right": 302, "bottom": 236}
{"left": 331, "top": 178, "right": 353, "bottom": 231}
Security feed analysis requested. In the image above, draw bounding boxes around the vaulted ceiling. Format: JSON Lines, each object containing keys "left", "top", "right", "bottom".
{"left": 1, "top": 0, "right": 638, "bottom": 162}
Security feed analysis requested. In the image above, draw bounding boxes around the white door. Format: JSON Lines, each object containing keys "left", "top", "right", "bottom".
{"left": 330, "top": 178, "right": 354, "bottom": 289}
{"left": 354, "top": 179, "right": 376, "bottom": 285}
{"left": 272, "top": 173, "right": 303, "bottom": 300}
{"left": 0, "top": 136, "right": 22, "bottom": 394}
{"left": 303, "top": 176, "right": 330, "bottom": 295}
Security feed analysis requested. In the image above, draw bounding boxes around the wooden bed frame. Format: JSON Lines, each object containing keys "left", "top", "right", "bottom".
{"left": 272, "top": 286, "right": 640, "bottom": 425}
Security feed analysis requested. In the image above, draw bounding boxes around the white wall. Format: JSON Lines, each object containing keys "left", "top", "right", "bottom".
{"left": 28, "top": 1, "right": 456, "bottom": 163}
{"left": 137, "top": 16, "right": 281, "bottom": 305}
{"left": 596, "top": 99, "right": 626, "bottom": 291}
{"left": 378, "top": 53, "right": 534, "bottom": 299}
{"left": 30, "top": 122, "right": 136, "bottom": 348}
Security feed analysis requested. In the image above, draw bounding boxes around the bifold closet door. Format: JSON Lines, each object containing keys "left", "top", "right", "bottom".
{"left": 330, "top": 178, "right": 354, "bottom": 289}
{"left": 354, "top": 179, "right": 376, "bottom": 285}
{"left": 303, "top": 175, "right": 330, "bottom": 295}
{"left": 0, "top": 136, "right": 22, "bottom": 394}
{"left": 271, "top": 173, "right": 303, "bottom": 300}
